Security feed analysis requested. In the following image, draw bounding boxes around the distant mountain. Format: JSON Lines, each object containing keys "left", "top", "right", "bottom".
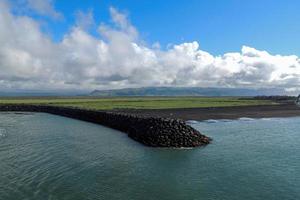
{"left": 90, "top": 87, "right": 291, "bottom": 97}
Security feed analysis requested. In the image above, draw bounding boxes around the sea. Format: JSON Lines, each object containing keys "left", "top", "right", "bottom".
{"left": 0, "top": 112, "right": 299, "bottom": 200}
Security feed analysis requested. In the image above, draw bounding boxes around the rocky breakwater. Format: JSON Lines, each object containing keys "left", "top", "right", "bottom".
{"left": 125, "top": 117, "right": 211, "bottom": 147}
{"left": 0, "top": 104, "right": 211, "bottom": 148}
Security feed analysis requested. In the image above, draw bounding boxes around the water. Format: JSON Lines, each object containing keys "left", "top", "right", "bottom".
{"left": 0, "top": 113, "right": 299, "bottom": 200}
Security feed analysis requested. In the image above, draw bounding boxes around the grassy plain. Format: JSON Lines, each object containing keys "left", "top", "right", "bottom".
{"left": 0, "top": 97, "right": 275, "bottom": 110}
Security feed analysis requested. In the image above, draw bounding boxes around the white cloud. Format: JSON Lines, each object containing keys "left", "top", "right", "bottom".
{"left": 27, "top": 0, "right": 63, "bottom": 19}
{"left": 0, "top": 2, "right": 300, "bottom": 93}
{"left": 75, "top": 9, "right": 94, "bottom": 30}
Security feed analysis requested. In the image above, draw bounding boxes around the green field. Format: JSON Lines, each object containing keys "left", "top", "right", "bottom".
{"left": 0, "top": 97, "right": 275, "bottom": 110}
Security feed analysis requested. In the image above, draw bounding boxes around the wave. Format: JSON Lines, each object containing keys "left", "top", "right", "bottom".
{"left": 189, "top": 117, "right": 285, "bottom": 124}
{"left": 204, "top": 119, "right": 220, "bottom": 123}
{"left": 202, "top": 119, "right": 235, "bottom": 123}
{"left": 261, "top": 118, "right": 273, "bottom": 121}
{"left": 238, "top": 117, "right": 256, "bottom": 121}
{"left": 186, "top": 120, "right": 199, "bottom": 124}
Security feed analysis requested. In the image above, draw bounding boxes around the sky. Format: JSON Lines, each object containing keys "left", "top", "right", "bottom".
{"left": 1, "top": 0, "right": 300, "bottom": 93}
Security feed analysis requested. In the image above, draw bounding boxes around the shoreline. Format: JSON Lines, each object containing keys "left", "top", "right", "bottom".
{"left": 1, "top": 103, "right": 299, "bottom": 147}
{"left": 0, "top": 104, "right": 211, "bottom": 148}
{"left": 114, "top": 104, "right": 300, "bottom": 121}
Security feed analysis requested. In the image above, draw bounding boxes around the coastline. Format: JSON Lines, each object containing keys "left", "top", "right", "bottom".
{"left": 1, "top": 103, "right": 299, "bottom": 147}
{"left": 115, "top": 104, "right": 300, "bottom": 121}
{"left": 0, "top": 104, "right": 210, "bottom": 148}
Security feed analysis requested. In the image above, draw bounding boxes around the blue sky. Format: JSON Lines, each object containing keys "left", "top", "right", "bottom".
{"left": 36, "top": 0, "right": 300, "bottom": 56}
{"left": 1, "top": 0, "right": 300, "bottom": 92}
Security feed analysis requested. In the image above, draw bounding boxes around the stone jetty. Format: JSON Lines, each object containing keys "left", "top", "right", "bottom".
{"left": 0, "top": 105, "right": 211, "bottom": 147}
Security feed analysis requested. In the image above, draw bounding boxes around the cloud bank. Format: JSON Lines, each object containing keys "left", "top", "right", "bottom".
{"left": 0, "top": 1, "right": 300, "bottom": 93}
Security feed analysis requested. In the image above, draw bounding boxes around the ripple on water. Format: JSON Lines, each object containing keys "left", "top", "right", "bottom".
{"left": 1, "top": 112, "right": 300, "bottom": 200}
{"left": 0, "top": 128, "right": 6, "bottom": 139}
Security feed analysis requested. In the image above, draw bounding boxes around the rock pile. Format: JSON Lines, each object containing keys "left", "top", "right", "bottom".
{"left": 0, "top": 105, "right": 211, "bottom": 147}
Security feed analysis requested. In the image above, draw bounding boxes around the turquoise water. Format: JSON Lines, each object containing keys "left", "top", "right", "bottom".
{"left": 0, "top": 113, "right": 299, "bottom": 200}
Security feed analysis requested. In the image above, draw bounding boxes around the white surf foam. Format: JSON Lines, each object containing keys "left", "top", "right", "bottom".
{"left": 238, "top": 117, "right": 256, "bottom": 121}
{"left": 203, "top": 119, "right": 220, "bottom": 123}
{"left": 186, "top": 120, "right": 199, "bottom": 124}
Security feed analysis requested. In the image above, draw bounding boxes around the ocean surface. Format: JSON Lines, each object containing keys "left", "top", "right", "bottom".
{"left": 0, "top": 112, "right": 299, "bottom": 200}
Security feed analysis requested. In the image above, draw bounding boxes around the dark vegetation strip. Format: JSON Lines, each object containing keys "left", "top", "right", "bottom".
{"left": 0, "top": 104, "right": 211, "bottom": 148}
